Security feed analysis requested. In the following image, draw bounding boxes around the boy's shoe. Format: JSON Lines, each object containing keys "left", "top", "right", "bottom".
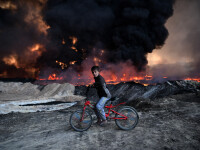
{"left": 99, "top": 120, "right": 107, "bottom": 127}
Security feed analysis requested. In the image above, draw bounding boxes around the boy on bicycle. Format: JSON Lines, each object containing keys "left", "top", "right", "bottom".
{"left": 90, "top": 66, "right": 111, "bottom": 126}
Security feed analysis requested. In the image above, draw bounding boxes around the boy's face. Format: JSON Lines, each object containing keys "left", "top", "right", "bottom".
{"left": 92, "top": 69, "right": 99, "bottom": 77}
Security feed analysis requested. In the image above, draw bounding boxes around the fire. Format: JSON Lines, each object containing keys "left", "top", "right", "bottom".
{"left": 144, "top": 75, "right": 153, "bottom": 80}
{"left": 0, "top": 71, "right": 7, "bottom": 77}
{"left": 69, "top": 36, "right": 78, "bottom": 45}
{"left": 0, "top": 0, "right": 48, "bottom": 79}
{"left": 120, "top": 74, "right": 126, "bottom": 81}
{"left": 1, "top": 43, "right": 45, "bottom": 78}
{"left": 71, "top": 46, "right": 78, "bottom": 52}
{"left": 108, "top": 73, "right": 117, "bottom": 82}
{"left": 3, "top": 54, "right": 19, "bottom": 68}
{"left": 184, "top": 78, "right": 200, "bottom": 82}
{"left": 69, "top": 61, "right": 77, "bottom": 65}
{"left": 69, "top": 36, "right": 78, "bottom": 52}
{"left": 56, "top": 60, "right": 68, "bottom": 69}
{"left": 48, "top": 74, "right": 63, "bottom": 80}
{"left": 103, "top": 74, "right": 151, "bottom": 85}
{"left": 0, "top": 1, "right": 17, "bottom": 10}
{"left": 62, "top": 38, "right": 66, "bottom": 45}
{"left": 2, "top": 52, "right": 40, "bottom": 78}
{"left": 55, "top": 60, "right": 77, "bottom": 70}
{"left": 30, "top": 44, "right": 41, "bottom": 52}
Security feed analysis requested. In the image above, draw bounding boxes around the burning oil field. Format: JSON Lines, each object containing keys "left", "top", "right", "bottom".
{"left": 0, "top": 0, "right": 199, "bottom": 84}
{"left": 0, "top": 0, "right": 200, "bottom": 150}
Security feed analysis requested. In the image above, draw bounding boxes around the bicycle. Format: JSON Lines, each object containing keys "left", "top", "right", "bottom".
{"left": 69, "top": 87, "right": 139, "bottom": 132}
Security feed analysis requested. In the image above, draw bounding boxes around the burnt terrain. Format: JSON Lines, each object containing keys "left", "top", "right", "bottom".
{"left": 0, "top": 91, "right": 200, "bottom": 150}
{"left": 75, "top": 80, "right": 200, "bottom": 102}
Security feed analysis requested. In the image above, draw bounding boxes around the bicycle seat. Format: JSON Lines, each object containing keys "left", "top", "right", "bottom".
{"left": 105, "top": 97, "right": 119, "bottom": 106}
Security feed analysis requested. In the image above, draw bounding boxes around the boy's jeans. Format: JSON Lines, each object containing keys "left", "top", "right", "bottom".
{"left": 95, "top": 97, "right": 110, "bottom": 121}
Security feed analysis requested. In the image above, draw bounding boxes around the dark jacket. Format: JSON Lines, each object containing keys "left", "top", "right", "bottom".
{"left": 94, "top": 75, "right": 111, "bottom": 98}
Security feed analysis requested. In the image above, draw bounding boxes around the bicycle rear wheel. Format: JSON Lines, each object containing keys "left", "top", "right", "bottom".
{"left": 70, "top": 110, "right": 92, "bottom": 132}
{"left": 115, "top": 106, "right": 139, "bottom": 130}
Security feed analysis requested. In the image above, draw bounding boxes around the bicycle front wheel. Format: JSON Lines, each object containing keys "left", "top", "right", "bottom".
{"left": 70, "top": 110, "right": 92, "bottom": 132}
{"left": 115, "top": 106, "right": 139, "bottom": 130}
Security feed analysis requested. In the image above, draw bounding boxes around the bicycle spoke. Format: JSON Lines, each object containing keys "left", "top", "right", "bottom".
{"left": 115, "top": 107, "right": 139, "bottom": 130}
{"left": 82, "top": 120, "right": 91, "bottom": 124}
{"left": 75, "top": 113, "right": 81, "bottom": 120}
{"left": 128, "top": 113, "right": 136, "bottom": 121}
{"left": 70, "top": 110, "right": 92, "bottom": 131}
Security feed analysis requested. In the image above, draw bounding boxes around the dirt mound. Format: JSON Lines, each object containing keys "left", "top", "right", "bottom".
{"left": 0, "top": 82, "right": 75, "bottom": 99}
{"left": 0, "top": 82, "right": 84, "bottom": 114}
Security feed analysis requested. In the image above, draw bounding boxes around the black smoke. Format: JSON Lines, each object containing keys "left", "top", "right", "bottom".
{"left": 0, "top": 0, "right": 175, "bottom": 79}
{"left": 41, "top": 0, "right": 174, "bottom": 71}
{"left": 0, "top": 0, "right": 47, "bottom": 78}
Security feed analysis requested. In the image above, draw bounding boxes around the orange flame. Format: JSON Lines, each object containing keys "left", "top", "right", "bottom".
{"left": 69, "top": 61, "right": 77, "bottom": 65}
{"left": 69, "top": 36, "right": 78, "bottom": 45}
{"left": 0, "top": 1, "right": 17, "bottom": 10}
{"left": 56, "top": 60, "right": 68, "bottom": 69}
{"left": 0, "top": 71, "right": 7, "bottom": 77}
{"left": 62, "top": 38, "right": 66, "bottom": 45}
{"left": 69, "top": 36, "right": 78, "bottom": 52}
{"left": 184, "top": 78, "right": 200, "bottom": 82}
{"left": 144, "top": 75, "right": 153, "bottom": 80}
{"left": 71, "top": 46, "right": 78, "bottom": 52}
{"left": 3, "top": 54, "right": 19, "bottom": 68}
{"left": 48, "top": 73, "right": 63, "bottom": 80}
{"left": 30, "top": 44, "right": 41, "bottom": 52}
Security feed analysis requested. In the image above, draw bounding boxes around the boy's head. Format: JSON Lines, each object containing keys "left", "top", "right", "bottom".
{"left": 91, "top": 66, "right": 100, "bottom": 77}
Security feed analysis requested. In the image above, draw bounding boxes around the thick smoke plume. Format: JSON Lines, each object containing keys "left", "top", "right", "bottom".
{"left": 42, "top": 0, "right": 174, "bottom": 71}
{"left": 0, "top": 0, "right": 174, "bottom": 79}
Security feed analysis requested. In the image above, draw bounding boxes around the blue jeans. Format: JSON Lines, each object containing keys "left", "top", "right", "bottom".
{"left": 96, "top": 97, "right": 110, "bottom": 120}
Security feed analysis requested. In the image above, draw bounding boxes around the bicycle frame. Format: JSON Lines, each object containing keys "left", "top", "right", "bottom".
{"left": 80, "top": 100, "right": 127, "bottom": 122}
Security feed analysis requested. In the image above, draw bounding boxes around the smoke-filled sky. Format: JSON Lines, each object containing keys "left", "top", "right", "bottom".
{"left": 42, "top": 0, "right": 174, "bottom": 71}
{"left": 0, "top": 0, "right": 199, "bottom": 81}
{"left": 148, "top": 0, "right": 200, "bottom": 78}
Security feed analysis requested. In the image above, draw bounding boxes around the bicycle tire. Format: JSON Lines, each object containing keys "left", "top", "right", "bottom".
{"left": 115, "top": 106, "right": 139, "bottom": 130}
{"left": 70, "top": 110, "right": 92, "bottom": 132}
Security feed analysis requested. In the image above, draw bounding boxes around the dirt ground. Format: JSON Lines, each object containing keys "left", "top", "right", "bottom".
{"left": 0, "top": 93, "right": 200, "bottom": 150}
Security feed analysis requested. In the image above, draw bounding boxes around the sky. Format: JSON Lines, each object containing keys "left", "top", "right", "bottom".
{"left": 147, "top": 0, "right": 200, "bottom": 78}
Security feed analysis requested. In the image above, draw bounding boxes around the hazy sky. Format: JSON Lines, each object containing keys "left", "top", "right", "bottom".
{"left": 147, "top": 0, "right": 200, "bottom": 78}
{"left": 148, "top": 0, "right": 200, "bottom": 66}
